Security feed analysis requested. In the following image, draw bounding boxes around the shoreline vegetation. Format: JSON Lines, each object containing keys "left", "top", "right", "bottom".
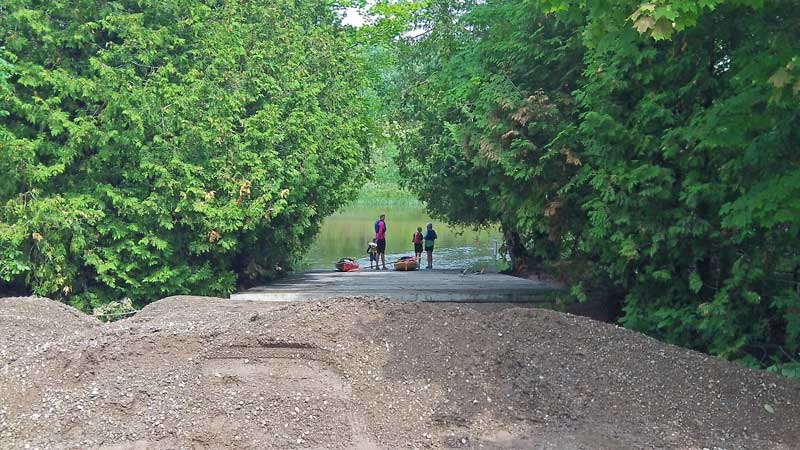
{"left": 298, "top": 180, "right": 506, "bottom": 273}
{"left": 349, "top": 181, "right": 423, "bottom": 208}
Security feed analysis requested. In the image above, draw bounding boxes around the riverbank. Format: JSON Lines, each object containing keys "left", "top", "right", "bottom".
{"left": 299, "top": 201, "right": 503, "bottom": 272}
{"left": 2, "top": 295, "right": 798, "bottom": 449}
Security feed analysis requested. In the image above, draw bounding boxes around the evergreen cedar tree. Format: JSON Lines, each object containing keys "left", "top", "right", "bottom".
{"left": 386, "top": 0, "right": 800, "bottom": 375}
{"left": 0, "top": 0, "right": 376, "bottom": 309}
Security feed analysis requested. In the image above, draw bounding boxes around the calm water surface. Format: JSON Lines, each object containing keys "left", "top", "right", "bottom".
{"left": 299, "top": 205, "right": 505, "bottom": 271}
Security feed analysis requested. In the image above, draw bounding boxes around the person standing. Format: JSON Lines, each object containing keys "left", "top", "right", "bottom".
{"left": 424, "top": 222, "right": 437, "bottom": 269}
{"left": 366, "top": 239, "right": 378, "bottom": 269}
{"left": 374, "top": 214, "right": 387, "bottom": 270}
{"left": 412, "top": 226, "right": 424, "bottom": 263}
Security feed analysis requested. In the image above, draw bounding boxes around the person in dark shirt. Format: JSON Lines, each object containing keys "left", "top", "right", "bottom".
{"left": 424, "top": 222, "right": 437, "bottom": 269}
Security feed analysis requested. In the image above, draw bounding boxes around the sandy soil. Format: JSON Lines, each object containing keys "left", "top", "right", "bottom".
{"left": 1, "top": 295, "right": 799, "bottom": 450}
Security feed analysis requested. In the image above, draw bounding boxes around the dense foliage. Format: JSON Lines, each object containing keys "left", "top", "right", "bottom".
{"left": 383, "top": 0, "right": 800, "bottom": 374}
{"left": 2, "top": 0, "right": 798, "bottom": 375}
{"left": 0, "top": 0, "right": 376, "bottom": 309}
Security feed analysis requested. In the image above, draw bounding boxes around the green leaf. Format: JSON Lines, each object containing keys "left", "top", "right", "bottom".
{"left": 689, "top": 272, "right": 702, "bottom": 294}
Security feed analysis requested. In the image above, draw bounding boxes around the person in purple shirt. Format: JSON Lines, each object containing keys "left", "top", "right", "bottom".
{"left": 374, "top": 214, "right": 387, "bottom": 270}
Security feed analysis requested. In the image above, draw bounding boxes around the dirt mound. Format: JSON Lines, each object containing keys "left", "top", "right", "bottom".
{"left": 1, "top": 295, "right": 799, "bottom": 450}
{"left": 0, "top": 296, "right": 101, "bottom": 364}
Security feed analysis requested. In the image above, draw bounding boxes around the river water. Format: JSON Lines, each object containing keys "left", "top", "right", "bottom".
{"left": 299, "top": 204, "right": 505, "bottom": 271}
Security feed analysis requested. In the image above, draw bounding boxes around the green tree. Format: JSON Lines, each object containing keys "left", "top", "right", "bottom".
{"left": 384, "top": 0, "right": 800, "bottom": 371}
{"left": 571, "top": 0, "right": 800, "bottom": 368}
{"left": 1, "top": 0, "right": 377, "bottom": 309}
{"left": 385, "top": 0, "right": 586, "bottom": 267}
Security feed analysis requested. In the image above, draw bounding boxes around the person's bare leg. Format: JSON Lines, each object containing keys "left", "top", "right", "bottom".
{"left": 381, "top": 253, "right": 386, "bottom": 270}
{"left": 427, "top": 250, "right": 433, "bottom": 269}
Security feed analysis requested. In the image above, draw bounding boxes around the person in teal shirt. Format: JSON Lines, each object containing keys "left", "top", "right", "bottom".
{"left": 424, "top": 222, "right": 437, "bottom": 269}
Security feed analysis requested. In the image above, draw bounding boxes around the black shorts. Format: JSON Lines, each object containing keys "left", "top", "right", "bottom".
{"left": 376, "top": 239, "right": 386, "bottom": 253}
{"left": 425, "top": 245, "right": 434, "bottom": 252}
{"left": 414, "top": 243, "right": 423, "bottom": 253}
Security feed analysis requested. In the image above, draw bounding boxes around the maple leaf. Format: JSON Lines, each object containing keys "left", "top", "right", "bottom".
{"left": 629, "top": 2, "right": 656, "bottom": 22}
{"left": 651, "top": 18, "right": 675, "bottom": 40}
{"left": 633, "top": 16, "right": 656, "bottom": 33}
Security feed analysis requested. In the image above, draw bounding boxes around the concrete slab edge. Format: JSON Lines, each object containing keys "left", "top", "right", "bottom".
{"left": 229, "top": 292, "right": 556, "bottom": 303}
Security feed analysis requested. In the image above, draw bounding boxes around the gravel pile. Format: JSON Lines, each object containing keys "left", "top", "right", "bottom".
{"left": 1, "top": 295, "right": 798, "bottom": 450}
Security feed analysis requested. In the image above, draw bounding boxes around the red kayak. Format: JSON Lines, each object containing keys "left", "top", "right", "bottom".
{"left": 335, "top": 257, "right": 360, "bottom": 272}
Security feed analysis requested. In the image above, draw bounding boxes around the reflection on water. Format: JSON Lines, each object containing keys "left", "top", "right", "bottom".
{"left": 299, "top": 205, "right": 506, "bottom": 271}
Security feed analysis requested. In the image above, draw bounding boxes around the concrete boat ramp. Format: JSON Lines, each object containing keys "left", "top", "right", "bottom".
{"left": 230, "top": 270, "right": 560, "bottom": 303}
